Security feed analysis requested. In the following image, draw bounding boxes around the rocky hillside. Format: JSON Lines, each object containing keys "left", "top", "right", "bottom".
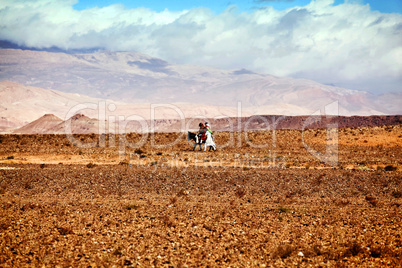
{"left": 13, "top": 113, "right": 402, "bottom": 134}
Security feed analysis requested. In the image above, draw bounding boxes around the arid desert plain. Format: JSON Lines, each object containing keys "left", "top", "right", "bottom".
{"left": 0, "top": 125, "right": 401, "bottom": 267}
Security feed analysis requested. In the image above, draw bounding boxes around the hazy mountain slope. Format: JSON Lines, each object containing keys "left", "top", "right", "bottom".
{"left": 372, "top": 92, "right": 402, "bottom": 115}
{"left": 1, "top": 48, "right": 398, "bottom": 115}
{"left": 0, "top": 81, "right": 247, "bottom": 131}
{"left": 0, "top": 117, "right": 19, "bottom": 133}
{"left": 0, "top": 80, "right": 107, "bottom": 127}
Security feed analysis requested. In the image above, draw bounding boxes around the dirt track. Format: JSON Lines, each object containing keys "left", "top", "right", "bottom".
{"left": 0, "top": 126, "right": 401, "bottom": 267}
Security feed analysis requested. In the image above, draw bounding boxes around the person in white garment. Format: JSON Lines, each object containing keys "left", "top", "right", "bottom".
{"left": 204, "top": 122, "right": 216, "bottom": 151}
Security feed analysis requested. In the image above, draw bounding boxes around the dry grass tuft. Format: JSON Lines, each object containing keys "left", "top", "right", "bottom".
{"left": 161, "top": 215, "right": 176, "bottom": 228}
{"left": 170, "top": 196, "right": 178, "bottom": 205}
{"left": 235, "top": 187, "right": 246, "bottom": 199}
{"left": 391, "top": 190, "right": 402, "bottom": 198}
{"left": 126, "top": 204, "right": 139, "bottom": 210}
{"left": 274, "top": 244, "right": 294, "bottom": 259}
{"left": 384, "top": 165, "right": 397, "bottom": 171}
{"left": 57, "top": 226, "right": 74, "bottom": 235}
{"left": 343, "top": 241, "right": 363, "bottom": 257}
{"left": 86, "top": 162, "right": 97, "bottom": 168}
{"left": 365, "top": 195, "right": 378, "bottom": 206}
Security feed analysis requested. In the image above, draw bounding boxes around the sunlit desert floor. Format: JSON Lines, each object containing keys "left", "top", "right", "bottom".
{"left": 0, "top": 125, "right": 401, "bottom": 267}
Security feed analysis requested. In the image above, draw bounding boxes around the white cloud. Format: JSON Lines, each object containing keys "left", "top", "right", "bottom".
{"left": 0, "top": 0, "right": 401, "bottom": 93}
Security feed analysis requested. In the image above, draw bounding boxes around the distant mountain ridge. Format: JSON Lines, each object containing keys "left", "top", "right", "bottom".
{"left": 1, "top": 48, "right": 400, "bottom": 116}
{"left": 0, "top": 81, "right": 248, "bottom": 132}
{"left": 13, "top": 112, "right": 402, "bottom": 135}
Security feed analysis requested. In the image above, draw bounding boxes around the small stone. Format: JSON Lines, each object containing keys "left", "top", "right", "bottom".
{"left": 297, "top": 252, "right": 304, "bottom": 257}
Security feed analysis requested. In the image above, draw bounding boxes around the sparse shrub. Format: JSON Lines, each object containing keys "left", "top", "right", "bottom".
{"left": 312, "top": 175, "right": 323, "bottom": 186}
{"left": 40, "top": 163, "right": 46, "bottom": 169}
{"left": 285, "top": 191, "right": 294, "bottom": 199}
{"left": 365, "top": 195, "right": 378, "bottom": 206}
{"left": 229, "top": 199, "right": 236, "bottom": 209}
{"left": 343, "top": 241, "right": 363, "bottom": 257}
{"left": 0, "top": 222, "right": 9, "bottom": 231}
{"left": 161, "top": 215, "right": 175, "bottom": 227}
{"left": 86, "top": 163, "right": 97, "bottom": 168}
{"left": 23, "top": 180, "right": 33, "bottom": 190}
{"left": 384, "top": 165, "right": 397, "bottom": 171}
{"left": 135, "top": 148, "right": 145, "bottom": 155}
{"left": 370, "top": 246, "right": 382, "bottom": 258}
{"left": 235, "top": 187, "right": 246, "bottom": 198}
{"left": 278, "top": 205, "right": 290, "bottom": 213}
{"left": 304, "top": 244, "right": 325, "bottom": 257}
{"left": 274, "top": 244, "right": 294, "bottom": 259}
{"left": 126, "top": 204, "right": 139, "bottom": 210}
{"left": 156, "top": 152, "right": 163, "bottom": 155}
{"left": 391, "top": 190, "right": 402, "bottom": 198}
{"left": 112, "top": 246, "right": 123, "bottom": 256}
{"left": 57, "top": 226, "right": 74, "bottom": 235}
{"left": 170, "top": 196, "right": 178, "bottom": 204}
{"left": 311, "top": 244, "right": 324, "bottom": 256}
{"left": 140, "top": 154, "right": 147, "bottom": 159}
{"left": 124, "top": 260, "right": 132, "bottom": 266}
{"left": 150, "top": 161, "right": 158, "bottom": 166}
{"left": 0, "top": 182, "right": 7, "bottom": 195}
{"left": 119, "top": 161, "right": 129, "bottom": 165}
{"left": 203, "top": 223, "right": 214, "bottom": 231}
{"left": 6, "top": 156, "right": 14, "bottom": 160}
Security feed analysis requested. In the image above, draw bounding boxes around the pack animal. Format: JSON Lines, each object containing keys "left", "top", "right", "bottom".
{"left": 187, "top": 131, "right": 216, "bottom": 151}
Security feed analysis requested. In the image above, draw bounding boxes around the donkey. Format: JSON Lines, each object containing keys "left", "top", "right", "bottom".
{"left": 187, "top": 131, "right": 216, "bottom": 151}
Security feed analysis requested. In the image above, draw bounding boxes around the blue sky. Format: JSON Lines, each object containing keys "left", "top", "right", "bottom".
{"left": 1, "top": 0, "right": 401, "bottom": 94}
{"left": 73, "top": 0, "right": 402, "bottom": 14}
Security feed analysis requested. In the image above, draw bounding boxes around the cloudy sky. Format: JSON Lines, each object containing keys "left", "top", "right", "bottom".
{"left": 0, "top": 0, "right": 401, "bottom": 94}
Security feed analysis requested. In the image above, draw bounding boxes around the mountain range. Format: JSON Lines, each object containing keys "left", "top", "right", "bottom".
{"left": 11, "top": 110, "right": 402, "bottom": 135}
{"left": 0, "top": 80, "right": 245, "bottom": 132}
{"left": 1, "top": 79, "right": 400, "bottom": 134}
{"left": 1, "top": 49, "right": 401, "bottom": 113}
{"left": 0, "top": 48, "right": 401, "bottom": 133}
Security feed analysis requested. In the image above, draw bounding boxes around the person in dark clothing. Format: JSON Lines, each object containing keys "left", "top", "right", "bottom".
{"left": 198, "top": 123, "right": 206, "bottom": 141}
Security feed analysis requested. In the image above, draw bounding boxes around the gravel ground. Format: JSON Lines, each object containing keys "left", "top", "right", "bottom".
{"left": 0, "top": 126, "right": 401, "bottom": 267}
